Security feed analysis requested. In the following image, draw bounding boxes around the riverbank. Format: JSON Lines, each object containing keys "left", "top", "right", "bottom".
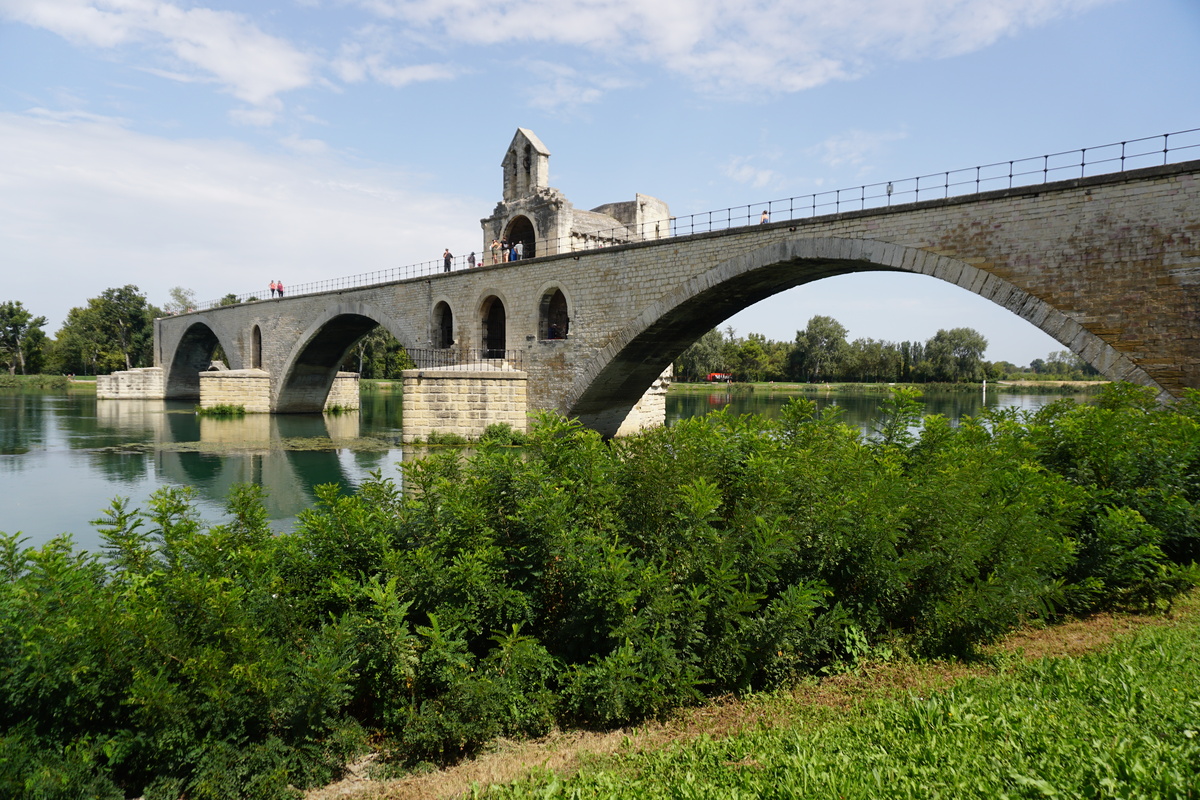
{"left": 671, "top": 379, "right": 1107, "bottom": 395}
{"left": 0, "top": 374, "right": 79, "bottom": 390}
{"left": 307, "top": 592, "right": 1200, "bottom": 799}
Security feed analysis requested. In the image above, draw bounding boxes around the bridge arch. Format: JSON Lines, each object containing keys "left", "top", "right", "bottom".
{"left": 275, "top": 302, "right": 410, "bottom": 413}
{"left": 165, "top": 320, "right": 227, "bottom": 400}
{"left": 564, "top": 236, "right": 1162, "bottom": 436}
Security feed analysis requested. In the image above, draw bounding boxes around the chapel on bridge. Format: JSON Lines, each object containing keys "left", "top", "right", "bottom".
{"left": 480, "top": 128, "right": 670, "bottom": 260}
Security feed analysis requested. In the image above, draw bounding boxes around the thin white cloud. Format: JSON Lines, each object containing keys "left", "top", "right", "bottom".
{"left": 0, "top": 0, "right": 315, "bottom": 106}
{"left": 520, "top": 61, "right": 631, "bottom": 114}
{"left": 812, "top": 129, "right": 908, "bottom": 171}
{"left": 722, "top": 155, "right": 781, "bottom": 190}
{"left": 0, "top": 111, "right": 473, "bottom": 330}
{"left": 349, "top": 0, "right": 1113, "bottom": 92}
{"left": 0, "top": 0, "right": 1116, "bottom": 114}
{"left": 332, "top": 25, "right": 461, "bottom": 88}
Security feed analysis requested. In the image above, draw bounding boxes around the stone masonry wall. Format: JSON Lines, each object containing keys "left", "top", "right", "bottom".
{"left": 96, "top": 367, "right": 165, "bottom": 399}
{"left": 400, "top": 368, "right": 527, "bottom": 443}
{"left": 325, "top": 372, "right": 361, "bottom": 411}
{"left": 158, "top": 161, "right": 1200, "bottom": 434}
{"left": 199, "top": 369, "right": 272, "bottom": 413}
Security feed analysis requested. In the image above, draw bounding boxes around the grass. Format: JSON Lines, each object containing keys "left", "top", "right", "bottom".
{"left": 195, "top": 403, "right": 247, "bottom": 417}
{"left": 303, "top": 594, "right": 1200, "bottom": 799}
{"left": 0, "top": 374, "right": 74, "bottom": 390}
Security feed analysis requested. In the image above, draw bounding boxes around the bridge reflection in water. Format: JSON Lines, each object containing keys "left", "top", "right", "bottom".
{"left": 93, "top": 396, "right": 408, "bottom": 525}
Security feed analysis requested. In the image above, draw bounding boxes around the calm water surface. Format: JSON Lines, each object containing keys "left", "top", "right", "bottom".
{"left": 1, "top": 385, "right": 1073, "bottom": 552}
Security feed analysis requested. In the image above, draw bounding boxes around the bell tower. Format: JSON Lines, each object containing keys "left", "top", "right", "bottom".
{"left": 502, "top": 128, "right": 550, "bottom": 202}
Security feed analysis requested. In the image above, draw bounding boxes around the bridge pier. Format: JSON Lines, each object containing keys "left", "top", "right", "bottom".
{"left": 400, "top": 367, "right": 528, "bottom": 443}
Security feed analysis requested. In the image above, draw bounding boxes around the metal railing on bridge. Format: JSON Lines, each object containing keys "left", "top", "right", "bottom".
{"left": 193, "top": 127, "right": 1200, "bottom": 311}
{"left": 405, "top": 348, "right": 525, "bottom": 372}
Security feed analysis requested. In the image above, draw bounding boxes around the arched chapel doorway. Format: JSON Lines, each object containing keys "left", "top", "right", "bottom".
{"left": 503, "top": 215, "right": 536, "bottom": 259}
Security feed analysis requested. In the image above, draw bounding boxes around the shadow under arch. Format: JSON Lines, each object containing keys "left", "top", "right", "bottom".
{"left": 563, "top": 236, "right": 1163, "bottom": 437}
{"left": 165, "top": 321, "right": 224, "bottom": 400}
{"left": 276, "top": 302, "right": 411, "bottom": 413}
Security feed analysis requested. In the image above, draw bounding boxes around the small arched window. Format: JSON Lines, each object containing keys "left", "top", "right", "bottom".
{"left": 539, "top": 289, "right": 569, "bottom": 340}
{"left": 432, "top": 302, "right": 454, "bottom": 349}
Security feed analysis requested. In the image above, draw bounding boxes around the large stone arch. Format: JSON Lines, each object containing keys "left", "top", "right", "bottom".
{"left": 275, "top": 302, "right": 410, "bottom": 413}
{"left": 564, "top": 236, "right": 1163, "bottom": 436}
{"left": 164, "top": 320, "right": 228, "bottom": 400}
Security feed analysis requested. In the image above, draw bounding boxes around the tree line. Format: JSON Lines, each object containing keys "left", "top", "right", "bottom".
{"left": 674, "top": 315, "right": 1101, "bottom": 384}
{"left": 0, "top": 287, "right": 165, "bottom": 377}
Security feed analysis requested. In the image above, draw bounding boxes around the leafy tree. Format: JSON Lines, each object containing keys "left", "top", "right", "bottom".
{"left": 163, "top": 286, "right": 198, "bottom": 315}
{"left": 219, "top": 293, "right": 241, "bottom": 306}
{"left": 0, "top": 301, "right": 48, "bottom": 375}
{"left": 922, "top": 327, "right": 988, "bottom": 382}
{"left": 51, "top": 286, "right": 157, "bottom": 374}
{"left": 790, "top": 315, "right": 848, "bottom": 382}
{"left": 340, "top": 326, "right": 415, "bottom": 379}
{"left": 674, "top": 329, "right": 726, "bottom": 381}
{"left": 725, "top": 332, "right": 787, "bottom": 382}
{"left": 844, "top": 337, "right": 903, "bottom": 383}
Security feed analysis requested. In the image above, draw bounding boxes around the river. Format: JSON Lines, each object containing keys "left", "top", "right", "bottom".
{"left": 0, "top": 384, "right": 1078, "bottom": 553}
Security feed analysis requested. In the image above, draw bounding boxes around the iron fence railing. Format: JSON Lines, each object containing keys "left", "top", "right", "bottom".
{"left": 405, "top": 348, "right": 525, "bottom": 372}
{"left": 191, "top": 127, "right": 1200, "bottom": 311}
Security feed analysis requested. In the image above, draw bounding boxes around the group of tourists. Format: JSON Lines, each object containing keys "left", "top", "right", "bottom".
{"left": 268, "top": 280, "right": 285, "bottom": 298}
{"left": 490, "top": 238, "right": 524, "bottom": 264}
{"left": 443, "top": 239, "right": 528, "bottom": 272}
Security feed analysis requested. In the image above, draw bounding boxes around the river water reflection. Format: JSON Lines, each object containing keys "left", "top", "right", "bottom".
{"left": 1, "top": 385, "right": 1077, "bottom": 552}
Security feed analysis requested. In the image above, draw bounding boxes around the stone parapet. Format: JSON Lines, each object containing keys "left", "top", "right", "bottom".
{"left": 96, "top": 367, "right": 165, "bottom": 399}
{"left": 401, "top": 367, "right": 528, "bottom": 443}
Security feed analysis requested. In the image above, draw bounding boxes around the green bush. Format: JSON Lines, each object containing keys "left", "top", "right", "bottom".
{"left": 3, "top": 384, "right": 1198, "bottom": 794}
{"left": 478, "top": 422, "right": 528, "bottom": 445}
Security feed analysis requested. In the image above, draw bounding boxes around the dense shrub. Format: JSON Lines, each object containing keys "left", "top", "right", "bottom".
{"left": 2, "top": 385, "right": 1197, "bottom": 795}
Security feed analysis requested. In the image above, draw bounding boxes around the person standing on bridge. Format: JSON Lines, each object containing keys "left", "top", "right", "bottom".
{"left": 514, "top": 241, "right": 523, "bottom": 260}
{"left": 276, "top": 280, "right": 284, "bottom": 297}
{"left": 468, "top": 251, "right": 476, "bottom": 268}
{"left": 501, "top": 240, "right": 510, "bottom": 262}
{"left": 269, "top": 280, "right": 277, "bottom": 298}
{"left": 491, "top": 238, "right": 501, "bottom": 264}
{"left": 443, "top": 249, "right": 453, "bottom": 272}
{"left": 760, "top": 210, "right": 769, "bottom": 224}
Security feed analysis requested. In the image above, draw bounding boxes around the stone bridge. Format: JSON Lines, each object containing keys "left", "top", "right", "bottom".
{"left": 155, "top": 159, "right": 1200, "bottom": 437}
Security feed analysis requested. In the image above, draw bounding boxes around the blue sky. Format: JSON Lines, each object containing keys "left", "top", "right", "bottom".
{"left": 2, "top": 0, "right": 1197, "bottom": 366}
